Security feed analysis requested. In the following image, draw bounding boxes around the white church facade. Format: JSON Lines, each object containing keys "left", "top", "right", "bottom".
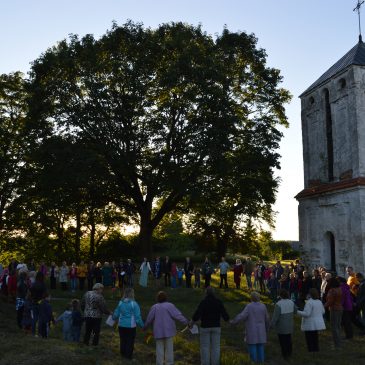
{"left": 296, "top": 37, "right": 365, "bottom": 275}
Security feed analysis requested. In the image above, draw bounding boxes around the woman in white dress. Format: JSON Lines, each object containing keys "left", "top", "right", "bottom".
{"left": 139, "top": 258, "right": 152, "bottom": 287}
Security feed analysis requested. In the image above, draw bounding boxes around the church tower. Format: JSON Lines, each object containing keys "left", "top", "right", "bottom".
{"left": 296, "top": 37, "right": 365, "bottom": 274}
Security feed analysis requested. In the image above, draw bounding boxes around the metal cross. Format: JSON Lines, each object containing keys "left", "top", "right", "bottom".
{"left": 354, "top": 0, "right": 365, "bottom": 40}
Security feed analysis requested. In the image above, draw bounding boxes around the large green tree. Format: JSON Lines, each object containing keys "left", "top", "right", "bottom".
{"left": 0, "top": 72, "right": 28, "bottom": 232}
{"left": 28, "top": 22, "right": 290, "bottom": 255}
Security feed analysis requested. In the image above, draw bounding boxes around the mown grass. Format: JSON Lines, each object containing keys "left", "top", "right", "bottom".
{"left": 1, "top": 272, "right": 365, "bottom": 365}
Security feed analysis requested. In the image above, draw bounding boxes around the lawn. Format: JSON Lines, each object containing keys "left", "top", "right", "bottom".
{"left": 0, "top": 272, "right": 364, "bottom": 365}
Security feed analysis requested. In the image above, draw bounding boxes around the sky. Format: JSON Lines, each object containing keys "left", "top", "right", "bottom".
{"left": 0, "top": 0, "right": 361, "bottom": 240}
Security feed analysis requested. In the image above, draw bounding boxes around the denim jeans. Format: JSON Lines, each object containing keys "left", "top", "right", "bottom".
{"left": 200, "top": 327, "right": 221, "bottom": 365}
{"left": 71, "top": 278, "right": 77, "bottom": 291}
{"left": 247, "top": 344, "right": 265, "bottom": 363}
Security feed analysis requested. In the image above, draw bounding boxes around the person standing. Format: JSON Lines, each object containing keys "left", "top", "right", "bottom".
{"left": 77, "top": 260, "right": 87, "bottom": 291}
{"left": 116, "top": 259, "right": 125, "bottom": 290}
{"left": 87, "top": 261, "right": 95, "bottom": 291}
{"left": 243, "top": 257, "right": 253, "bottom": 289}
{"left": 270, "top": 289, "right": 297, "bottom": 360}
{"left": 217, "top": 257, "right": 230, "bottom": 289}
{"left": 139, "top": 258, "right": 152, "bottom": 288}
{"left": 233, "top": 259, "right": 244, "bottom": 289}
{"left": 30, "top": 272, "right": 47, "bottom": 336}
{"left": 162, "top": 256, "right": 172, "bottom": 287}
{"left": 153, "top": 257, "right": 162, "bottom": 288}
{"left": 297, "top": 288, "right": 326, "bottom": 353}
{"left": 257, "top": 260, "right": 266, "bottom": 293}
{"left": 346, "top": 266, "right": 359, "bottom": 298}
{"left": 274, "top": 261, "right": 284, "bottom": 281}
{"left": 184, "top": 257, "right": 194, "bottom": 288}
{"left": 69, "top": 263, "right": 78, "bottom": 292}
{"left": 230, "top": 291, "right": 270, "bottom": 364}
{"left": 191, "top": 287, "right": 229, "bottom": 365}
{"left": 16, "top": 271, "right": 28, "bottom": 329}
{"left": 144, "top": 291, "right": 189, "bottom": 365}
{"left": 59, "top": 262, "right": 69, "bottom": 291}
{"left": 112, "top": 288, "right": 144, "bottom": 360}
{"left": 202, "top": 257, "right": 214, "bottom": 288}
{"left": 311, "top": 269, "right": 322, "bottom": 294}
{"left": 38, "top": 261, "right": 48, "bottom": 278}
{"left": 355, "top": 272, "right": 365, "bottom": 328}
{"left": 82, "top": 283, "right": 111, "bottom": 346}
{"left": 49, "top": 262, "right": 59, "bottom": 290}
{"left": 267, "top": 272, "right": 279, "bottom": 303}
{"left": 125, "top": 259, "right": 136, "bottom": 288}
{"left": 38, "top": 293, "right": 54, "bottom": 338}
{"left": 325, "top": 277, "right": 343, "bottom": 349}
{"left": 338, "top": 276, "right": 353, "bottom": 339}
{"left": 94, "top": 262, "right": 103, "bottom": 284}
{"left": 102, "top": 262, "right": 113, "bottom": 287}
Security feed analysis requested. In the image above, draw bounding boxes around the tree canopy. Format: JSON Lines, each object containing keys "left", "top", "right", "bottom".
{"left": 3, "top": 21, "right": 291, "bottom": 257}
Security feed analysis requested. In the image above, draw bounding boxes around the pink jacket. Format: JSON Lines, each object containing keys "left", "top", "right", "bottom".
{"left": 144, "top": 302, "right": 188, "bottom": 339}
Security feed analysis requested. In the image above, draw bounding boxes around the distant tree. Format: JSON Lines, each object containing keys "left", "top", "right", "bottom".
{"left": 8, "top": 136, "right": 127, "bottom": 259}
{"left": 28, "top": 21, "right": 290, "bottom": 255}
{"left": 0, "top": 72, "right": 28, "bottom": 232}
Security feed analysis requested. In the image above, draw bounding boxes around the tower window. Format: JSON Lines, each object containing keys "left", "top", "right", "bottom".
{"left": 309, "top": 96, "right": 315, "bottom": 105}
{"left": 339, "top": 78, "right": 346, "bottom": 89}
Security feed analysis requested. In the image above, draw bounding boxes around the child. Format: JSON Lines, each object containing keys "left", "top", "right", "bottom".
{"left": 267, "top": 272, "right": 279, "bottom": 303}
{"left": 16, "top": 272, "right": 28, "bottom": 328}
{"left": 56, "top": 303, "right": 73, "bottom": 341}
{"left": 177, "top": 267, "right": 184, "bottom": 287}
{"left": 71, "top": 299, "right": 83, "bottom": 342}
{"left": 22, "top": 292, "right": 33, "bottom": 334}
{"left": 38, "top": 293, "right": 54, "bottom": 338}
{"left": 69, "top": 263, "right": 78, "bottom": 292}
{"left": 194, "top": 266, "right": 201, "bottom": 288}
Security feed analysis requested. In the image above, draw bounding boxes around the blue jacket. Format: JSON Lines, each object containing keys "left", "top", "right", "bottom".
{"left": 39, "top": 299, "right": 53, "bottom": 324}
{"left": 56, "top": 310, "right": 73, "bottom": 333}
{"left": 113, "top": 299, "right": 144, "bottom": 328}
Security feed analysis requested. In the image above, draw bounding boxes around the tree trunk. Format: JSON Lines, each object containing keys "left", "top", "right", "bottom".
{"left": 74, "top": 206, "right": 82, "bottom": 262}
{"left": 89, "top": 208, "right": 96, "bottom": 260}
{"left": 216, "top": 238, "right": 227, "bottom": 260}
{"left": 139, "top": 211, "right": 153, "bottom": 258}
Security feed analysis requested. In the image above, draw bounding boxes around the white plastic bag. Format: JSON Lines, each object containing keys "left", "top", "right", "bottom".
{"left": 105, "top": 315, "right": 116, "bottom": 327}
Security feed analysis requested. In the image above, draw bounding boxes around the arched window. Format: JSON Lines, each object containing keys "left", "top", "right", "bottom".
{"left": 325, "top": 231, "right": 336, "bottom": 272}
{"left": 324, "top": 89, "right": 334, "bottom": 181}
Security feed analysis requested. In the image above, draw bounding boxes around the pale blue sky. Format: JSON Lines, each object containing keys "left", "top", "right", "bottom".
{"left": 0, "top": 1, "right": 361, "bottom": 240}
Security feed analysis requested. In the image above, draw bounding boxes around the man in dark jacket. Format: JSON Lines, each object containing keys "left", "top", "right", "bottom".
{"left": 184, "top": 257, "right": 194, "bottom": 288}
{"left": 162, "top": 256, "right": 172, "bottom": 287}
{"left": 191, "top": 287, "right": 229, "bottom": 365}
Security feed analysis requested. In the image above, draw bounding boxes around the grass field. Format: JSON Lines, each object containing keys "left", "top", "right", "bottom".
{"left": 1, "top": 272, "right": 365, "bottom": 365}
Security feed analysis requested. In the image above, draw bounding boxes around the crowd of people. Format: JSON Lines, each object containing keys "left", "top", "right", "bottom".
{"left": 1, "top": 256, "right": 365, "bottom": 364}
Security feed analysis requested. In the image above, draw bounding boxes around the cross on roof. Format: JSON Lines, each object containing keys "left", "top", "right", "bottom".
{"left": 354, "top": 0, "right": 365, "bottom": 41}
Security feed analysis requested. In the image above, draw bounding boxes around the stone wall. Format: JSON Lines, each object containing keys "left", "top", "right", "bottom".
{"left": 298, "top": 187, "right": 365, "bottom": 275}
{"left": 300, "top": 65, "right": 365, "bottom": 188}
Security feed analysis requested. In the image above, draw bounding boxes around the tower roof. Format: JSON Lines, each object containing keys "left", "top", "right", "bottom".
{"left": 300, "top": 37, "right": 365, "bottom": 97}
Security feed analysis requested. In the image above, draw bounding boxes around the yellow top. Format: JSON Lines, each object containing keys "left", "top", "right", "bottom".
{"left": 77, "top": 264, "right": 87, "bottom": 278}
{"left": 347, "top": 274, "right": 359, "bottom": 296}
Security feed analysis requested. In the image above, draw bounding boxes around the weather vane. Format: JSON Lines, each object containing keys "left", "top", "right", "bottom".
{"left": 354, "top": 0, "right": 365, "bottom": 41}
